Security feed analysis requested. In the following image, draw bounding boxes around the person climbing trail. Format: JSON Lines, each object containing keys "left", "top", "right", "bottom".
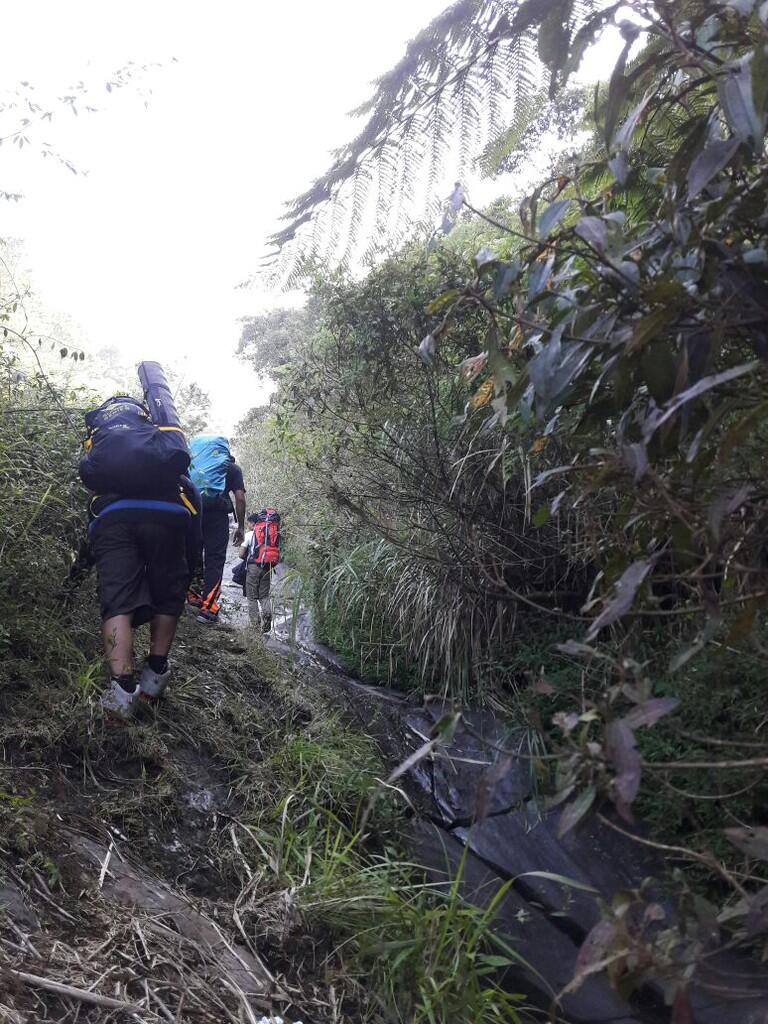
{"left": 187, "top": 435, "right": 246, "bottom": 624}
{"left": 79, "top": 362, "right": 200, "bottom": 718}
{"left": 240, "top": 508, "right": 281, "bottom": 633}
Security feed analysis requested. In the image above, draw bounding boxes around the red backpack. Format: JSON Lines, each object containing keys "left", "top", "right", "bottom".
{"left": 248, "top": 509, "right": 281, "bottom": 566}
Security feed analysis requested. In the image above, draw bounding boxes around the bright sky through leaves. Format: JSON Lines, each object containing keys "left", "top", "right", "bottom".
{"left": 1, "top": 1, "right": 625, "bottom": 431}
{"left": 1, "top": 0, "right": 449, "bottom": 430}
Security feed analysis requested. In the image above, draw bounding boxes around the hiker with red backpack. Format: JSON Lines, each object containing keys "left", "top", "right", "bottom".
{"left": 240, "top": 508, "right": 281, "bottom": 633}
{"left": 187, "top": 435, "right": 246, "bottom": 624}
{"left": 79, "top": 362, "right": 201, "bottom": 719}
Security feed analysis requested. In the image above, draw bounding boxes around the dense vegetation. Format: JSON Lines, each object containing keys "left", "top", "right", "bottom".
{"left": 236, "top": 0, "right": 768, "bottom": 1011}
{"left": 0, "top": 274, "right": 530, "bottom": 1020}
{"left": 1, "top": 334, "right": 534, "bottom": 1021}
{"left": 3, "top": 0, "right": 768, "bottom": 1018}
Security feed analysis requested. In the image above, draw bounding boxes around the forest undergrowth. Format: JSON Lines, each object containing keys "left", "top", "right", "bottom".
{"left": 0, "top": 362, "right": 535, "bottom": 1023}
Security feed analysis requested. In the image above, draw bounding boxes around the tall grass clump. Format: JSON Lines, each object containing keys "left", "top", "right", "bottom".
{"left": 0, "top": 355, "right": 94, "bottom": 692}
{"left": 229, "top": 721, "right": 535, "bottom": 1023}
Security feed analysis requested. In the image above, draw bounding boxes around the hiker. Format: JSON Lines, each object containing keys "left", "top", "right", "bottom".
{"left": 79, "top": 362, "right": 200, "bottom": 718}
{"left": 240, "top": 508, "right": 281, "bottom": 633}
{"left": 187, "top": 435, "right": 246, "bottom": 624}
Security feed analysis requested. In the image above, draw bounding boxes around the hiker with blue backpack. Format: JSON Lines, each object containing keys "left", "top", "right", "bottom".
{"left": 79, "top": 362, "right": 201, "bottom": 719}
{"left": 187, "top": 435, "right": 246, "bottom": 624}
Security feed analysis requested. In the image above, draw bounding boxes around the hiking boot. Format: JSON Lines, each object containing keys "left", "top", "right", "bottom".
{"left": 137, "top": 661, "right": 172, "bottom": 701}
{"left": 196, "top": 608, "right": 219, "bottom": 625}
{"left": 186, "top": 592, "right": 203, "bottom": 609}
{"left": 261, "top": 614, "right": 272, "bottom": 634}
{"left": 101, "top": 677, "right": 138, "bottom": 720}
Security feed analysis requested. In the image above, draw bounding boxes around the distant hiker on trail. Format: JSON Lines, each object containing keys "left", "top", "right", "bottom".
{"left": 240, "top": 508, "right": 281, "bottom": 634}
{"left": 187, "top": 435, "right": 246, "bottom": 624}
{"left": 79, "top": 362, "right": 200, "bottom": 719}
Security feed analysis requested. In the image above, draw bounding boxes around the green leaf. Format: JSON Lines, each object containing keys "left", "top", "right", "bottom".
{"left": 644, "top": 361, "right": 762, "bottom": 442}
{"left": 425, "top": 288, "right": 460, "bottom": 314}
{"left": 533, "top": 505, "right": 551, "bottom": 527}
{"left": 538, "top": 198, "right": 572, "bottom": 239}
{"left": 557, "top": 785, "right": 596, "bottom": 837}
{"left": 725, "top": 826, "right": 768, "bottom": 861}
{"left": 752, "top": 41, "right": 768, "bottom": 122}
{"left": 627, "top": 307, "right": 677, "bottom": 356}
{"left": 477, "top": 954, "right": 515, "bottom": 968}
{"left": 718, "top": 59, "right": 764, "bottom": 150}
{"left": 493, "top": 260, "right": 521, "bottom": 301}
{"left": 718, "top": 400, "right": 768, "bottom": 463}
{"left": 687, "top": 138, "right": 740, "bottom": 198}
{"left": 513, "top": 870, "right": 598, "bottom": 894}
{"left": 641, "top": 340, "right": 676, "bottom": 404}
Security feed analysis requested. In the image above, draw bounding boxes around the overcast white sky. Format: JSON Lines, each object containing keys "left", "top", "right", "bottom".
{"left": 1, "top": 0, "right": 453, "bottom": 429}
{"left": 0, "top": 2, "right": 624, "bottom": 432}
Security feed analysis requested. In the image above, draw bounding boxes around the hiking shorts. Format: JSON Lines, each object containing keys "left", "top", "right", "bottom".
{"left": 91, "top": 520, "right": 188, "bottom": 626}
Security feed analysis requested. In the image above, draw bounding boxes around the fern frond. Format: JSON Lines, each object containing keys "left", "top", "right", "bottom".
{"left": 264, "top": 0, "right": 615, "bottom": 285}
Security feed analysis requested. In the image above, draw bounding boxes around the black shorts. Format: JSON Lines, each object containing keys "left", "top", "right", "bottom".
{"left": 91, "top": 520, "right": 188, "bottom": 626}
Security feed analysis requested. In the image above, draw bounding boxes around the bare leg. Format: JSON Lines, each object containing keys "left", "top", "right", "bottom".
{"left": 102, "top": 615, "right": 133, "bottom": 677}
{"left": 149, "top": 614, "right": 178, "bottom": 658}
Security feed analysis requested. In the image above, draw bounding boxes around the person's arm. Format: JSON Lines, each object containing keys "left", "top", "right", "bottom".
{"left": 228, "top": 463, "right": 246, "bottom": 545}
{"left": 181, "top": 478, "right": 203, "bottom": 586}
{"left": 239, "top": 543, "right": 248, "bottom": 560}
{"left": 233, "top": 490, "right": 246, "bottom": 545}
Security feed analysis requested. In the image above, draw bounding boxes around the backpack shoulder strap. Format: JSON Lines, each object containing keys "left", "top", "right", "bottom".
{"left": 247, "top": 528, "right": 258, "bottom": 560}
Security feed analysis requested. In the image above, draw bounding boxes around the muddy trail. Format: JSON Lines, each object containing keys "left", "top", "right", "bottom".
{"left": 1, "top": 552, "right": 767, "bottom": 1023}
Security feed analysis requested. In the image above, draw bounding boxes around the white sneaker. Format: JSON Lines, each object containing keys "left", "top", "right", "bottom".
{"left": 101, "top": 678, "right": 138, "bottom": 720}
{"left": 137, "top": 661, "right": 172, "bottom": 701}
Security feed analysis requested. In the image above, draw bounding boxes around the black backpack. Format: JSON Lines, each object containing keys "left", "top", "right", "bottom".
{"left": 79, "top": 396, "right": 190, "bottom": 496}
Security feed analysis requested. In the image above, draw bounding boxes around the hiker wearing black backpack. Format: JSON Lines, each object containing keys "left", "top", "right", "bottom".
{"left": 79, "top": 363, "right": 200, "bottom": 719}
{"left": 240, "top": 508, "right": 281, "bottom": 633}
{"left": 188, "top": 435, "right": 246, "bottom": 624}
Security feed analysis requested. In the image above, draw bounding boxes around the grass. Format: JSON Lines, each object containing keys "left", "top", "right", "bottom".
{"left": 230, "top": 723, "right": 535, "bottom": 1024}
{"left": 0, "top": 574, "right": 538, "bottom": 1023}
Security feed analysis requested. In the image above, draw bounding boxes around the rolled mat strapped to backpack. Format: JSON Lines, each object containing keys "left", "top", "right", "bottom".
{"left": 79, "top": 361, "right": 190, "bottom": 496}
{"left": 138, "top": 360, "right": 184, "bottom": 429}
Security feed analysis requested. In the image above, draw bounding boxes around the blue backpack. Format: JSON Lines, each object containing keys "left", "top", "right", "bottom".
{"left": 189, "top": 435, "right": 231, "bottom": 498}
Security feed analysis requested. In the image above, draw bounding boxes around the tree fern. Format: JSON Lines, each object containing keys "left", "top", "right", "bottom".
{"left": 264, "top": 0, "right": 618, "bottom": 284}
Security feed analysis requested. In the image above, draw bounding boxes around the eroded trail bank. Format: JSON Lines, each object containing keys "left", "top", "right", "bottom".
{"left": 265, "top": 651, "right": 768, "bottom": 1024}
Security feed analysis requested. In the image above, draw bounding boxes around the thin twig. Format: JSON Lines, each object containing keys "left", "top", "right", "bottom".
{"left": 644, "top": 756, "right": 768, "bottom": 771}
{"left": 8, "top": 969, "right": 145, "bottom": 1012}
{"left": 596, "top": 813, "right": 748, "bottom": 898}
